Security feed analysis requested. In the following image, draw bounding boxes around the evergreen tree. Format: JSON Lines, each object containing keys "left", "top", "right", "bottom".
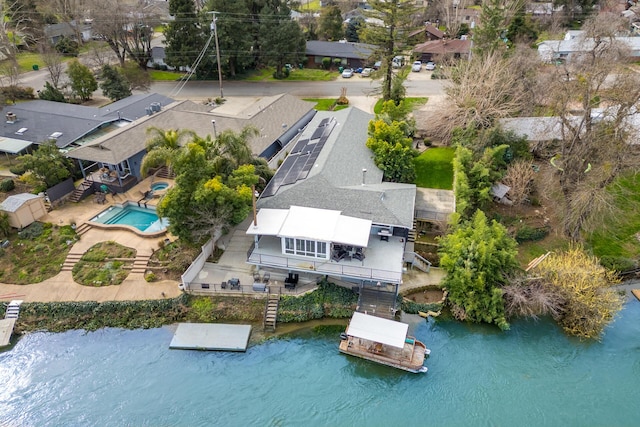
{"left": 207, "top": 0, "right": 254, "bottom": 77}
{"left": 318, "top": 5, "right": 344, "bottom": 41}
{"left": 345, "top": 17, "right": 364, "bottom": 42}
{"left": 66, "top": 60, "right": 97, "bottom": 101}
{"left": 472, "top": 0, "right": 508, "bottom": 58}
{"left": 99, "top": 64, "right": 132, "bottom": 101}
{"left": 164, "top": 0, "right": 205, "bottom": 68}
{"left": 359, "top": 0, "right": 419, "bottom": 101}
{"left": 38, "top": 81, "right": 66, "bottom": 103}
{"left": 438, "top": 210, "right": 519, "bottom": 330}
{"left": 258, "top": 3, "right": 306, "bottom": 79}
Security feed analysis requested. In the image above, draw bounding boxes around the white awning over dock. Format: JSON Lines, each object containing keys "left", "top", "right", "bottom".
{"left": 170, "top": 323, "right": 252, "bottom": 352}
{"left": 346, "top": 312, "right": 408, "bottom": 349}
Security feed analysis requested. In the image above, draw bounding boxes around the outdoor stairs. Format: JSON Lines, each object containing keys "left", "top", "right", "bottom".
{"left": 74, "top": 223, "right": 92, "bottom": 236}
{"left": 404, "top": 251, "right": 431, "bottom": 274}
{"left": 407, "top": 219, "right": 417, "bottom": 243}
{"left": 263, "top": 288, "right": 280, "bottom": 332}
{"left": 4, "top": 301, "right": 22, "bottom": 319}
{"left": 69, "top": 180, "right": 93, "bottom": 203}
{"left": 154, "top": 166, "right": 175, "bottom": 180}
{"left": 61, "top": 252, "right": 84, "bottom": 272}
{"left": 131, "top": 254, "right": 151, "bottom": 274}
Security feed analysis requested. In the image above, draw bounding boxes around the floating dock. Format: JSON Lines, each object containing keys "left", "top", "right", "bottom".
{"left": 632, "top": 290, "right": 640, "bottom": 302}
{"left": 169, "top": 323, "right": 252, "bottom": 351}
{"left": 0, "top": 318, "right": 16, "bottom": 347}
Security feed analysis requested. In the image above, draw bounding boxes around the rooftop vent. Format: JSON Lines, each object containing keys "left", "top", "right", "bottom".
{"left": 49, "top": 132, "right": 63, "bottom": 139}
{"left": 15, "top": 127, "right": 27, "bottom": 135}
{"left": 150, "top": 102, "right": 161, "bottom": 112}
{"left": 145, "top": 107, "right": 153, "bottom": 116}
{"left": 5, "top": 112, "right": 16, "bottom": 123}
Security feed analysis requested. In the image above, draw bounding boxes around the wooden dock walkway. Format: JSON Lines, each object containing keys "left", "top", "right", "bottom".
{"left": 1, "top": 300, "right": 22, "bottom": 347}
{"left": 632, "top": 289, "right": 640, "bottom": 301}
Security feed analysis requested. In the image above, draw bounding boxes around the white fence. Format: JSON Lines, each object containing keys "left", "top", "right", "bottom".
{"left": 181, "top": 239, "right": 214, "bottom": 290}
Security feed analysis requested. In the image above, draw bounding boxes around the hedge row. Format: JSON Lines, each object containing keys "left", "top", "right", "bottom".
{"left": 277, "top": 281, "right": 358, "bottom": 323}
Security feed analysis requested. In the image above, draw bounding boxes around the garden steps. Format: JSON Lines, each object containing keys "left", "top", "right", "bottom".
{"left": 61, "top": 252, "right": 85, "bottom": 272}
{"left": 263, "top": 288, "right": 280, "bottom": 332}
{"left": 154, "top": 166, "right": 175, "bottom": 180}
{"left": 131, "top": 254, "right": 151, "bottom": 274}
{"left": 68, "top": 180, "right": 93, "bottom": 203}
{"left": 74, "top": 223, "right": 92, "bottom": 236}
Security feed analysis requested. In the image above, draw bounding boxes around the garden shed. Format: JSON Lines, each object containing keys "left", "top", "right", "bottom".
{"left": 0, "top": 193, "right": 47, "bottom": 229}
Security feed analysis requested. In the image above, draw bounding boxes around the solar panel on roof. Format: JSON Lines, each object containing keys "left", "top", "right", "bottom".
{"left": 319, "top": 118, "right": 330, "bottom": 126}
{"left": 310, "top": 126, "right": 324, "bottom": 140}
{"left": 291, "top": 138, "right": 308, "bottom": 154}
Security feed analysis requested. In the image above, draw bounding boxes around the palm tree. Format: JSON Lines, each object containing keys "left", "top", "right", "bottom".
{"left": 141, "top": 127, "right": 196, "bottom": 177}
{"left": 208, "top": 125, "right": 259, "bottom": 176}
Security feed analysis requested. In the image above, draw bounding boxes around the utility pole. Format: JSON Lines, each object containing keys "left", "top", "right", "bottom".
{"left": 208, "top": 11, "right": 224, "bottom": 99}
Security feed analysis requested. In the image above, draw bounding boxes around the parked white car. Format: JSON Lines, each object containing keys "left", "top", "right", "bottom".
{"left": 341, "top": 68, "right": 354, "bottom": 78}
{"left": 361, "top": 67, "right": 373, "bottom": 77}
{"left": 425, "top": 61, "right": 436, "bottom": 71}
{"left": 411, "top": 61, "right": 422, "bottom": 72}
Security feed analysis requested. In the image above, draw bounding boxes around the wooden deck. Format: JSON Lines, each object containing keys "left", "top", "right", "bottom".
{"left": 339, "top": 336, "right": 428, "bottom": 373}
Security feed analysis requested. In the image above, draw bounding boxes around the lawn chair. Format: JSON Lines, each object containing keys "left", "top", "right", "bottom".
{"left": 262, "top": 272, "right": 270, "bottom": 284}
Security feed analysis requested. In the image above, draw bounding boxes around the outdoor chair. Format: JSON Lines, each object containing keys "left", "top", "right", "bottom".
{"left": 262, "top": 272, "right": 270, "bottom": 284}
{"left": 221, "top": 281, "right": 227, "bottom": 289}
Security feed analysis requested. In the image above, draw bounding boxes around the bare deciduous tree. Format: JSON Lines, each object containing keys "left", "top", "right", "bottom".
{"left": 539, "top": 13, "right": 640, "bottom": 239}
{"left": 41, "top": 45, "right": 65, "bottom": 89}
{"left": 502, "top": 159, "right": 536, "bottom": 205}
{"left": 427, "top": 47, "right": 538, "bottom": 141}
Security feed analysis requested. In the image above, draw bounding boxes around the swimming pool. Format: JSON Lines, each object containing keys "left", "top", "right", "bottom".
{"left": 90, "top": 203, "right": 169, "bottom": 233}
{"left": 150, "top": 182, "right": 169, "bottom": 192}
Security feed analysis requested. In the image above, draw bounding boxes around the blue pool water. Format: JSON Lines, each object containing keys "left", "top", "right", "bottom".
{"left": 150, "top": 182, "right": 169, "bottom": 191}
{"left": 90, "top": 203, "right": 168, "bottom": 232}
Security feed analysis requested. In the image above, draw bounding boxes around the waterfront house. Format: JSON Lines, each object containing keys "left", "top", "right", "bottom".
{"left": 246, "top": 107, "right": 417, "bottom": 289}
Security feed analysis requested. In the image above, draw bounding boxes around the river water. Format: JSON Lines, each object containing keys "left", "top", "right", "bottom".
{"left": 1, "top": 299, "right": 639, "bottom": 427}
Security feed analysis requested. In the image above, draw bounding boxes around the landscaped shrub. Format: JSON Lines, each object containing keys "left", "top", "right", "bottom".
{"left": 277, "top": 281, "right": 357, "bottom": 323}
{"left": 18, "top": 222, "right": 44, "bottom": 239}
{"left": 145, "top": 272, "right": 157, "bottom": 282}
{"left": 9, "top": 164, "right": 26, "bottom": 175}
{"left": 333, "top": 58, "right": 342, "bottom": 68}
{"left": 322, "top": 57, "right": 331, "bottom": 69}
{"left": 599, "top": 256, "right": 637, "bottom": 273}
{"left": 515, "top": 224, "right": 550, "bottom": 243}
{"left": 55, "top": 37, "right": 79, "bottom": 56}
{"left": 0, "top": 179, "right": 15, "bottom": 192}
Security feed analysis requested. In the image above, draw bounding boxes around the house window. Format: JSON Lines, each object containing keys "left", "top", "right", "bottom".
{"left": 283, "top": 238, "right": 328, "bottom": 258}
{"left": 285, "top": 237, "right": 294, "bottom": 254}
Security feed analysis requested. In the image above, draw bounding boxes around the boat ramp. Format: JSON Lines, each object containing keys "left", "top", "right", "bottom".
{"left": 170, "top": 323, "right": 252, "bottom": 351}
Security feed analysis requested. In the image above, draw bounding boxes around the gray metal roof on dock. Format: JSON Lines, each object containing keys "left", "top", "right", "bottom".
{"left": 169, "top": 323, "right": 252, "bottom": 352}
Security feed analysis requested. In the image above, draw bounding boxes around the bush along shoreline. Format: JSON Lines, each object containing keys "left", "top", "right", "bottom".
{"left": 5, "top": 282, "right": 361, "bottom": 334}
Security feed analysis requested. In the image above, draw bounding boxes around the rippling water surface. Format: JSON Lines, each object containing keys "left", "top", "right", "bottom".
{"left": 1, "top": 300, "right": 639, "bottom": 426}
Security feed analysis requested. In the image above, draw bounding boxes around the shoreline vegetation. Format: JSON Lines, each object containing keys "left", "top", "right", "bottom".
{"left": 1, "top": 282, "right": 449, "bottom": 335}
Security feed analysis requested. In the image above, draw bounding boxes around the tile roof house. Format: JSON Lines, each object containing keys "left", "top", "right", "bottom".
{"left": 246, "top": 107, "right": 418, "bottom": 287}
{"left": 65, "top": 94, "right": 316, "bottom": 193}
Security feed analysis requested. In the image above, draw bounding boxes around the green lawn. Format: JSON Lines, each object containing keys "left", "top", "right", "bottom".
{"left": 245, "top": 68, "right": 336, "bottom": 82}
{"left": 149, "top": 70, "right": 187, "bottom": 81}
{"left": 373, "top": 97, "right": 428, "bottom": 114}
{"left": 302, "top": 98, "right": 349, "bottom": 111}
{"left": 586, "top": 172, "right": 640, "bottom": 268}
{"left": 413, "top": 147, "right": 455, "bottom": 189}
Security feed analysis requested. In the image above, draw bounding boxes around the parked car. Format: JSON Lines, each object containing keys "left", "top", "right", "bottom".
{"left": 411, "top": 61, "right": 422, "bottom": 72}
{"left": 373, "top": 61, "right": 382, "bottom": 70}
{"left": 425, "top": 61, "right": 436, "bottom": 71}
{"left": 361, "top": 67, "right": 373, "bottom": 77}
{"left": 341, "top": 68, "right": 354, "bottom": 78}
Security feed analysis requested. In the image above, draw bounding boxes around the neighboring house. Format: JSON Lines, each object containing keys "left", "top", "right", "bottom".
{"left": 408, "top": 24, "right": 445, "bottom": 44}
{"left": 0, "top": 193, "right": 47, "bottom": 229}
{"left": 413, "top": 39, "right": 471, "bottom": 62}
{"left": 0, "top": 93, "right": 174, "bottom": 152}
{"left": 246, "top": 107, "right": 418, "bottom": 289}
{"left": 537, "top": 32, "right": 640, "bottom": 62}
{"left": 147, "top": 47, "right": 176, "bottom": 70}
{"left": 44, "top": 21, "right": 92, "bottom": 45}
{"left": 65, "top": 94, "right": 316, "bottom": 194}
{"left": 305, "top": 40, "right": 377, "bottom": 69}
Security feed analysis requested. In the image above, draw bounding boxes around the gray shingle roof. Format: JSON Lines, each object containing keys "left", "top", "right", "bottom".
{"left": 0, "top": 94, "right": 174, "bottom": 148}
{"left": 306, "top": 41, "right": 376, "bottom": 59}
{"left": 0, "top": 193, "right": 41, "bottom": 213}
{"left": 257, "top": 108, "right": 416, "bottom": 228}
{"left": 66, "top": 94, "right": 315, "bottom": 165}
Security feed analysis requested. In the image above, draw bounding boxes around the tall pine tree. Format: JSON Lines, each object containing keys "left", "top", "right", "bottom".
{"left": 164, "top": 0, "right": 205, "bottom": 68}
